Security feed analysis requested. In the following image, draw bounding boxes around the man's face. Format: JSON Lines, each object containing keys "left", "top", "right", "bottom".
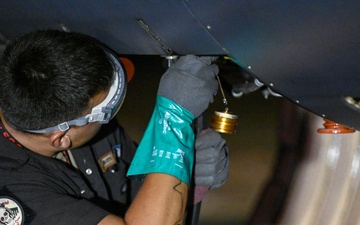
{"left": 65, "top": 90, "right": 108, "bottom": 149}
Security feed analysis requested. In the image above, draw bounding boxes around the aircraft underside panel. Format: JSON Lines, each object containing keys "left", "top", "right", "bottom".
{"left": 0, "top": 1, "right": 360, "bottom": 130}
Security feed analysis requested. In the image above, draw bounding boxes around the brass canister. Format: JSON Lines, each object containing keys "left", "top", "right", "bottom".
{"left": 211, "top": 110, "right": 238, "bottom": 134}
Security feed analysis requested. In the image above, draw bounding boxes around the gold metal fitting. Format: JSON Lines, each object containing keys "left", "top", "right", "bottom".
{"left": 211, "top": 110, "right": 238, "bottom": 134}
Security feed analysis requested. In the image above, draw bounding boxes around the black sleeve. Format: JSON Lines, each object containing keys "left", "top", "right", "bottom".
{"left": 26, "top": 192, "right": 109, "bottom": 225}
{"left": 2, "top": 178, "right": 110, "bottom": 225}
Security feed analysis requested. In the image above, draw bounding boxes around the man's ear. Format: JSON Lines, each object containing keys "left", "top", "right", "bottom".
{"left": 50, "top": 131, "right": 71, "bottom": 149}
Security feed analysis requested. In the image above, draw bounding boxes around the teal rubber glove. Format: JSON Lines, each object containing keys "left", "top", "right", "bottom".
{"left": 127, "top": 96, "right": 195, "bottom": 185}
{"left": 127, "top": 55, "right": 219, "bottom": 185}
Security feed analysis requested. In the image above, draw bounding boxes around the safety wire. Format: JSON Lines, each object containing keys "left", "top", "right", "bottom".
{"left": 216, "top": 75, "right": 229, "bottom": 111}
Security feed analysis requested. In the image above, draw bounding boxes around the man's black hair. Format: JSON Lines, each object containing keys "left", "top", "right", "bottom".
{"left": 0, "top": 30, "right": 113, "bottom": 131}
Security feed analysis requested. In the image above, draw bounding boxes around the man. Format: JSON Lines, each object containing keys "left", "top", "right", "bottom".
{"left": 0, "top": 30, "right": 229, "bottom": 224}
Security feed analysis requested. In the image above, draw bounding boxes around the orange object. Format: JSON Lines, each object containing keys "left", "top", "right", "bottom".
{"left": 119, "top": 57, "right": 135, "bottom": 82}
{"left": 317, "top": 119, "right": 356, "bottom": 134}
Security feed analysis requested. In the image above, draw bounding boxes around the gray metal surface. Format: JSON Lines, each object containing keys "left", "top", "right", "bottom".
{"left": 1, "top": 1, "right": 360, "bottom": 129}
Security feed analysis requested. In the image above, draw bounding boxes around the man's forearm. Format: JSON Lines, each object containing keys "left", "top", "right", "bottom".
{"left": 125, "top": 174, "right": 188, "bottom": 225}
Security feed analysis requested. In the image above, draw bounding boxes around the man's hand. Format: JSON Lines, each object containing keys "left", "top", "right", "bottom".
{"left": 195, "top": 128, "right": 229, "bottom": 189}
{"left": 126, "top": 55, "right": 220, "bottom": 223}
{"left": 157, "top": 55, "right": 219, "bottom": 118}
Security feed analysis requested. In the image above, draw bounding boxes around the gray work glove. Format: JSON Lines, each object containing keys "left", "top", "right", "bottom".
{"left": 194, "top": 128, "right": 230, "bottom": 189}
{"left": 157, "top": 55, "right": 219, "bottom": 118}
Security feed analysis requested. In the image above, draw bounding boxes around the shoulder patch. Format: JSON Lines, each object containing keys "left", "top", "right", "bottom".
{"left": 0, "top": 187, "right": 36, "bottom": 225}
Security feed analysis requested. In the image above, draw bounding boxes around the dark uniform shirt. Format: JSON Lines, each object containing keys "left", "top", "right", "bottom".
{"left": 0, "top": 119, "right": 141, "bottom": 225}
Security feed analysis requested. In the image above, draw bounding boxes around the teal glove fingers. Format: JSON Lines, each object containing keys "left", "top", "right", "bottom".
{"left": 127, "top": 96, "right": 195, "bottom": 185}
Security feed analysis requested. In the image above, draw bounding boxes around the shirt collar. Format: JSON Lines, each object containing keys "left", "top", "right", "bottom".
{"left": 0, "top": 119, "right": 29, "bottom": 169}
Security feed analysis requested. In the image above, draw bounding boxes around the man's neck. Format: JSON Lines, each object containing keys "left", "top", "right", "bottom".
{"left": 0, "top": 113, "right": 57, "bottom": 157}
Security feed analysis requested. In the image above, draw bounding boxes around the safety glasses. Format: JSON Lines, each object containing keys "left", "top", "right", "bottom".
{"left": 26, "top": 48, "right": 127, "bottom": 133}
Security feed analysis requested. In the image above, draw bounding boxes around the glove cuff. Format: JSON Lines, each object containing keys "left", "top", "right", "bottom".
{"left": 127, "top": 96, "right": 195, "bottom": 185}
